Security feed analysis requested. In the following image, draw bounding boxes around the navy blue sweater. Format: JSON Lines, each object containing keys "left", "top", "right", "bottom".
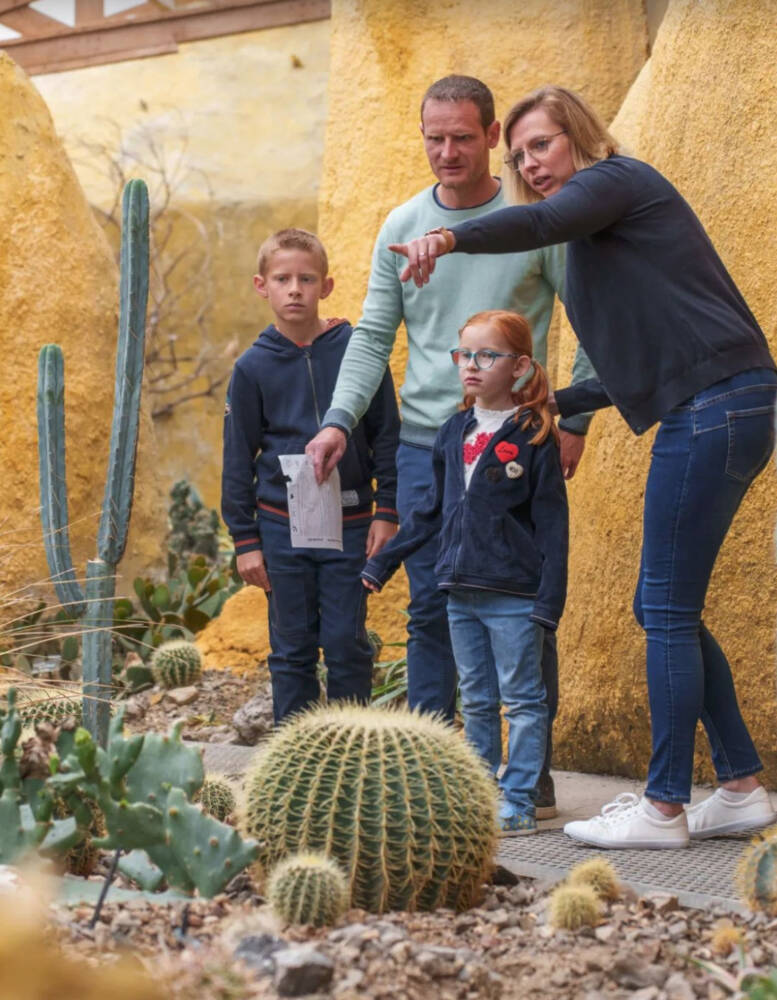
{"left": 222, "top": 321, "right": 400, "bottom": 555}
{"left": 362, "top": 408, "right": 568, "bottom": 629}
{"left": 450, "top": 156, "right": 775, "bottom": 434}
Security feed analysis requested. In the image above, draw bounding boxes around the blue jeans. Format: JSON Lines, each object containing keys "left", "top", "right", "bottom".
{"left": 259, "top": 515, "right": 373, "bottom": 723}
{"left": 633, "top": 368, "right": 777, "bottom": 803}
{"left": 396, "top": 440, "right": 558, "bottom": 771}
{"left": 447, "top": 590, "right": 547, "bottom": 815}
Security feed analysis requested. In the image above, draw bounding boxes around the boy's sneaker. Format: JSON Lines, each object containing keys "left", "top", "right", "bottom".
{"left": 686, "top": 786, "right": 777, "bottom": 840}
{"left": 534, "top": 772, "right": 558, "bottom": 820}
{"left": 563, "top": 793, "right": 689, "bottom": 850}
{"left": 499, "top": 801, "right": 538, "bottom": 837}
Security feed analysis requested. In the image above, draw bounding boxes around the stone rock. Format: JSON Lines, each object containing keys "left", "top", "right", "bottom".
{"left": 273, "top": 946, "right": 334, "bottom": 997}
{"left": 609, "top": 956, "right": 668, "bottom": 990}
{"left": 664, "top": 972, "right": 695, "bottom": 1000}
{"left": 0, "top": 53, "right": 164, "bottom": 593}
{"left": 232, "top": 689, "right": 274, "bottom": 745}
{"left": 165, "top": 686, "right": 199, "bottom": 706}
{"left": 233, "top": 933, "right": 287, "bottom": 975}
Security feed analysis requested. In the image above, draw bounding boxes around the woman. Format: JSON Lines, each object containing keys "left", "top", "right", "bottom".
{"left": 389, "top": 85, "right": 777, "bottom": 849}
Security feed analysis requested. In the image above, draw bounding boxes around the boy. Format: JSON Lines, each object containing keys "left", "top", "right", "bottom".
{"left": 222, "top": 228, "right": 400, "bottom": 722}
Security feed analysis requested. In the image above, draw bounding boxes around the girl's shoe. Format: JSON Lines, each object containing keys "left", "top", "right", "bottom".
{"left": 499, "top": 809, "right": 538, "bottom": 837}
{"left": 686, "top": 786, "right": 777, "bottom": 839}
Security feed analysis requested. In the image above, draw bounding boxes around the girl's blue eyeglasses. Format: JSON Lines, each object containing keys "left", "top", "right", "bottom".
{"left": 450, "top": 348, "right": 520, "bottom": 370}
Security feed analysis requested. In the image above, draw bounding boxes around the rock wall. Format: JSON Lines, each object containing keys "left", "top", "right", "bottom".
{"left": 0, "top": 53, "right": 164, "bottom": 609}
{"left": 317, "top": 0, "right": 649, "bottom": 644}
{"left": 553, "top": 0, "right": 777, "bottom": 785}
{"left": 34, "top": 21, "right": 331, "bottom": 514}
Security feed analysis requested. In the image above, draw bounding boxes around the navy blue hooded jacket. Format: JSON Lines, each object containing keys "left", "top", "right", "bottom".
{"left": 222, "top": 321, "right": 400, "bottom": 555}
{"left": 362, "top": 407, "right": 568, "bottom": 629}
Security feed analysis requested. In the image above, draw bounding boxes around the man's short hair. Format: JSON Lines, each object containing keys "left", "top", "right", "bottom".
{"left": 420, "top": 75, "right": 495, "bottom": 130}
{"left": 256, "top": 228, "right": 329, "bottom": 277}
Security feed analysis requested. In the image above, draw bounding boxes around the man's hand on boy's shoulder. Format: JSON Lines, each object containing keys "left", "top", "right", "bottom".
{"left": 236, "top": 550, "right": 272, "bottom": 592}
{"left": 365, "top": 519, "right": 397, "bottom": 559}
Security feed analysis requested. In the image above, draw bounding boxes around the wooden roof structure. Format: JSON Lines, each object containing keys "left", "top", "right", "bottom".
{"left": 0, "top": 0, "right": 330, "bottom": 75}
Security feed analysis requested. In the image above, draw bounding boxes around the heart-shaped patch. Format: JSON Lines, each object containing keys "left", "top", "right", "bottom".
{"left": 494, "top": 441, "right": 519, "bottom": 463}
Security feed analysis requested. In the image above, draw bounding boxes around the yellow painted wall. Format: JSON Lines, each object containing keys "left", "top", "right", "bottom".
{"left": 552, "top": 0, "right": 777, "bottom": 785}
{"left": 317, "top": 0, "right": 649, "bottom": 645}
{"left": 34, "top": 20, "right": 331, "bottom": 514}
{"left": 0, "top": 53, "right": 165, "bottom": 608}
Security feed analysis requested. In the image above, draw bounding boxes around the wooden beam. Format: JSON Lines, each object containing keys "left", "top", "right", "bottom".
{"left": 4, "top": 0, "right": 330, "bottom": 74}
{"left": 0, "top": 1, "right": 33, "bottom": 16}
{"left": 1, "top": 4, "right": 62, "bottom": 36}
{"left": 75, "top": 0, "right": 105, "bottom": 25}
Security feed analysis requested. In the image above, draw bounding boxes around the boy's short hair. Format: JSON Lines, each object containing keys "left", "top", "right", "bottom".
{"left": 421, "top": 75, "right": 495, "bottom": 130}
{"left": 256, "top": 228, "right": 329, "bottom": 277}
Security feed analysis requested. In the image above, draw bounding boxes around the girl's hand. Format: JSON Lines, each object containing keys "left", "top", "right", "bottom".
{"left": 362, "top": 578, "right": 380, "bottom": 592}
{"left": 388, "top": 230, "right": 452, "bottom": 287}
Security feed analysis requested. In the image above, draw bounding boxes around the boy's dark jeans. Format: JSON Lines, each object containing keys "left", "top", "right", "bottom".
{"left": 259, "top": 515, "right": 373, "bottom": 723}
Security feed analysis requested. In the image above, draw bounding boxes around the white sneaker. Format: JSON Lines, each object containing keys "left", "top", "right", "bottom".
{"left": 686, "top": 786, "right": 777, "bottom": 840}
{"left": 563, "top": 793, "right": 690, "bottom": 850}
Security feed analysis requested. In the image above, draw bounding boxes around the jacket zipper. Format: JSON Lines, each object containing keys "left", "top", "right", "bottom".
{"left": 304, "top": 351, "right": 322, "bottom": 429}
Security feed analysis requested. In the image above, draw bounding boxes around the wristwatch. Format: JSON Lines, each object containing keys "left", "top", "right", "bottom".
{"left": 424, "top": 226, "right": 456, "bottom": 254}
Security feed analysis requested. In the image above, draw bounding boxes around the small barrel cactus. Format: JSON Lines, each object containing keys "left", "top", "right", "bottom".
{"left": 548, "top": 884, "right": 601, "bottom": 930}
{"left": 366, "top": 629, "right": 383, "bottom": 661}
{"left": 567, "top": 857, "right": 620, "bottom": 901}
{"left": 3, "top": 684, "right": 82, "bottom": 729}
{"left": 195, "top": 777, "right": 237, "bottom": 823}
{"left": 242, "top": 704, "right": 498, "bottom": 913}
{"left": 737, "top": 827, "right": 777, "bottom": 914}
{"left": 151, "top": 640, "right": 202, "bottom": 689}
{"left": 268, "top": 853, "right": 349, "bottom": 927}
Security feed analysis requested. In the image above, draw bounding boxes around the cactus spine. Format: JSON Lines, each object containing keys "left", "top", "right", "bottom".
{"left": 268, "top": 853, "right": 349, "bottom": 927}
{"left": 242, "top": 704, "right": 498, "bottom": 913}
{"left": 737, "top": 827, "right": 777, "bottom": 914}
{"left": 37, "top": 179, "right": 149, "bottom": 746}
{"left": 151, "top": 640, "right": 202, "bottom": 688}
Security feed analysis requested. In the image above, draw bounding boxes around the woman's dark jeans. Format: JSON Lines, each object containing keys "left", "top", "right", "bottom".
{"left": 633, "top": 367, "right": 777, "bottom": 803}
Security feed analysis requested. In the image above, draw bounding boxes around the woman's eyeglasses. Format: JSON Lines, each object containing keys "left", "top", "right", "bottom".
{"left": 450, "top": 348, "right": 520, "bottom": 370}
{"left": 503, "top": 130, "right": 567, "bottom": 173}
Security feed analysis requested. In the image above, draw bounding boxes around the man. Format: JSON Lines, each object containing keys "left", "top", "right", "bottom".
{"left": 307, "top": 75, "right": 595, "bottom": 818}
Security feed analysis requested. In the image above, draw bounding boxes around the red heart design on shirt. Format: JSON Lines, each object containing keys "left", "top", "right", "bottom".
{"left": 494, "top": 441, "right": 519, "bottom": 463}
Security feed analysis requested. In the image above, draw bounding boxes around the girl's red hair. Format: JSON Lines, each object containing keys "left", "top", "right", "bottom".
{"left": 459, "top": 309, "right": 559, "bottom": 447}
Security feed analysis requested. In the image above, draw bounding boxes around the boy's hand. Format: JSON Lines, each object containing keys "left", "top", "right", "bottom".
{"left": 236, "top": 550, "right": 272, "bottom": 591}
{"left": 365, "top": 519, "right": 397, "bottom": 559}
{"left": 306, "top": 426, "right": 347, "bottom": 484}
{"left": 559, "top": 429, "right": 586, "bottom": 480}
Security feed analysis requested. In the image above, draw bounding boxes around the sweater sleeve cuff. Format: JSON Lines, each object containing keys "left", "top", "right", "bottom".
{"left": 373, "top": 506, "right": 399, "bottom": 525}
{"left": 530, "top": 611, "right": 559, "bottom": 631}
{"left": 321, "top": 407, "right": 356, "bottom": 437}
{"left": 360, "top": 569, "right": 384, "bottom": 592}
{"left": 233, "top": 534, "right": 262, "bottom": 555}
{"left": 558, "top": 412, "right": 593, "bottom": 436}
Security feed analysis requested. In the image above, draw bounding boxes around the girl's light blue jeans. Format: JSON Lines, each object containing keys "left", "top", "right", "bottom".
{"left": 446, "top": 590, "right": 547, "bottom": 816}
{"left": 634, "top": 367, "right": 777, "bottom": 803}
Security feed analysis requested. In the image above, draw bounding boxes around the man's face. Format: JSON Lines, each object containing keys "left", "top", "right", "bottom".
{"left": 421, "top": 99, "right": 500, "bottom": 194}
{"left": 253, "top": 248, "right": 332, "bottom": 328}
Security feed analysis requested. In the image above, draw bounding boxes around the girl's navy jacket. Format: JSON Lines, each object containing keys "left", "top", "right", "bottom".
{"left": 362, "top": 408, "right": 569, "bottom": 629}
{"left": 222, "top": 321, "right": 399, "bottom": 554}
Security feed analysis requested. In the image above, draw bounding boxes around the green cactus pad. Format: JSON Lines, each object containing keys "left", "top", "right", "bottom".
{"left": 737, "top": 827, "right": 777, "bottom": 914}
{"left": 195, "top": 777, "right": 237, "bottom": 823}
{"left": 268, "top": 853, "right": 349, "bottom": 927}
{"left": 151, "top": 640, "right": 203, "bottom": 689}
{"left": 242, "top": 704, "right": 498, "bottom": 913}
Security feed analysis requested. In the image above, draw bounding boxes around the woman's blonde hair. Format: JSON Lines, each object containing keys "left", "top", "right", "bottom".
{"left": 502, "top": 85, "right": 619, "bottom": 204}
{"left": 459, "top": 310, "right": 558, "bottom": 447}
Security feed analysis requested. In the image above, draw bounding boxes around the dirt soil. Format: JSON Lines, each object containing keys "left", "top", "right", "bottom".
{"left": 52, "top": 871, "right": 777, "bottom": 1000}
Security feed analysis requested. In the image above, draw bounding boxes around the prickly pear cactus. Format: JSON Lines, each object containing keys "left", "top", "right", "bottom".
{"left": 268, "top": 853, "right": 349, "bottom": 927}
{"left": 151, "top": 640, "right": 202, "bottom": 689}
{"left": 195, "top": 777, "right": 236, "bottom": 823}
{"left": 737, "top": 827, "right": 777, "bottom": 914}
{"left": 242, "top": 704, "right": 498, "bottom": 913}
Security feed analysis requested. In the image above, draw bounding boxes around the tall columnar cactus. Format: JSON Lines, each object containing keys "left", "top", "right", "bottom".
{"left": 151, "top": 640, "right": 202, "bottom": 689}
{"left": 37, "top": 179, "right": 149, "bottom": 745}
{"left": 242, "top": 704, "right": 498, "bottom": 913}
{"left": 268, "top": 853, "right": 350, "bottom": 927}
{"left": 737, "top": 828, "right": 777, "bottom": 914}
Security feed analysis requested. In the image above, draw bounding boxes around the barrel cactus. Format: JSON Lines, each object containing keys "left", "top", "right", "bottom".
{"left": 242, "top": 704, "right": 498, "bottom": 913}
{"left": 151, "top": 640, "right": 202, "bottom": 688}
{"left": 567, "top": 857, "right": 620, "bottom": 901}
{"left": 737, "top": 827, "right": 777, "bottom": 914}
{"left": 2, "top": 684, "right": 82, "bottom": 729}
{"left": 268, "top": 853, "right": 349, "bottom": 927}
{"left": 195, "top": 776, "right": 236, "bottom": 823}
{"left": 548, "top": 884, "right": 602, "bottom": 930}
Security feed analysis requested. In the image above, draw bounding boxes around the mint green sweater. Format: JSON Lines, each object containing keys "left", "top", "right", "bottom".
{"left": 323, "top": 183, "right": 595, "bottom": 445}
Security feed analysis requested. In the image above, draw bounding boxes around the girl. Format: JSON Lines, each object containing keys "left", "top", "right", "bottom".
{"left": 391, "top": 85, "right": 777, "bottom": 849}
{"left": 362, "top": 309, "right": 568, "bottom": 836}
